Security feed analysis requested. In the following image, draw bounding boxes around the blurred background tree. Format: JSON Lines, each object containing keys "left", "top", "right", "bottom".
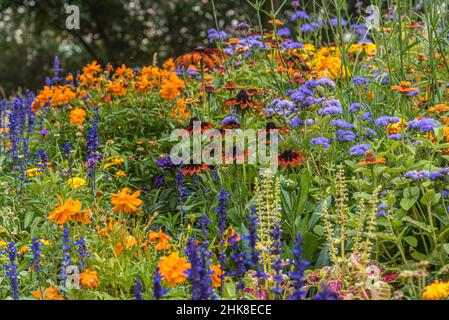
{"left": 0, "top": 0, "right": 363, "bottom": 97}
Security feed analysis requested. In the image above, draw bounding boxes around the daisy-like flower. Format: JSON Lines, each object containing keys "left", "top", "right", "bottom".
{"left": 158, "top": 252, "right": 191, "bottom": 287}
{"left": 48, "top": 195, "right": 91, "bottom": 225}
{"left": 80, "top": 270, "right": 99, "bottom": 289}
{"left": 224, "top": 89, "right": 260, "bottom": 111}
{"left": 181, "top": 163, "right": 211, "bottom": 176}
{"left": 149, "top": 230, "right": 171, "bottom": 251}
{"left": 210, "top": 264, "right": 224, "bottom": 288}
{"left": 111, "top": 188, "right": 143, "bottom": 214}
{"left": 70, "top": 108, "right": 87, "bottom": 125}
{"left": 422, "top": 280, "right": 449, "bottom": 300}
{"left": 33, "top": 287, "right": 63, "bottom": 300}
{"left": 278, "top": 150, "right": 306, "bottom": 168}
{"left": 390, "top": 81, "right": 419, "bottom": 96}
{"left": 356, "top": 150, "right": 386, "bottom": 166}
{"left": 175, "top": 47, "right": 222, "bottom": 70}
{"left": 67, "top": 177, "right": 86, "bottom": 189}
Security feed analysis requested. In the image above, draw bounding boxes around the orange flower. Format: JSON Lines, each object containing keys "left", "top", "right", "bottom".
{"left": 210, "top": 264, "right": 223, "bottom": 287}
{"left": 278, "top": 150, "right": 306, "bottom": 168}
{"left": 48, "top": 195, "right": 91, "bottom": 225}
{"left": 33, "top": 287, "right": 63, "bottom": 300}
{"left": 160, "top": 74, "right": 184, "bottom": 100}
{"left": 391, "top": 81, "right": 419, "bottom": 95}
{"left": 70, "top": 108, "right": 87, "bottom": 125}
{"left": 181, "top": 163, "right": 211, "bottom": 176}
{"left": 107, "top": 81, "right": 127, "bottom": 97}
{"left": 80, "top": 270, "right": 99, "bottom": 289}
{"left": 162, "top": 58, "right": 176, "bottom": 71}
{"left": 111, "top": 188, "right": 143, "bottom": 213}
{"left": 158, "top": 252, "right": 190, "bottom": 286}
{"left": 32, "top": 86, "right": 52, "bottom": 111}
{"left": 115, "top": 235, "right": 138, "bottom": 256}
{"left": 429, "top": 104, "right": 449, "bottom": 114}
{"left": 268, "top": 19, "right": 284, "bottom": 26}
{"left": 356, "top": 150, "right": 386, "bottom": 166}
{"left": 175, "top": 47, "right": 222, "bottom": 70}
{"left": 149, "top": 230, "right": 171, "bottom": 251}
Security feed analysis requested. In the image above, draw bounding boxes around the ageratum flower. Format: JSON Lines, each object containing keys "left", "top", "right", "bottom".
{"left": 291, "top": 10, "right": 309, "bottom": 21}
{"left": 405, "top": 168, "right": 449, "bottom": 181}
{"left": 221, "top": 114, "right": 241, "bottom": 129}
{"left": 353, "top": 77, "right": 371, "bottom": 86}
{"left": 318, "top": 99, "right": 343, "bottom": 115}
{"left": 332, "top": 119, "right": 353, "bottom": 129}
{"left": 388, "top": 133, "right": 402, "bottom": 140}
{"left": 315, "top": 77, "right": 336, "bottom": 88}
{"left": 349, "top": 143, "right": 372, "bottom": 156}
{"left": 407, "top": 118, "right": 439, "bottom": 132}
{"left": 348, "top": 102, "right": 363, "bottom": 113}
{"left": 288, "top": 116, "right": 304, "bottom": 127}
{"left": 336, "top": 129, "right": 356, "bottom": 142}
{"left": 375, "top": 116, "right": 400, "bottom": 127}
{"left": 207, "top": 28, "right": 227, "bottom": 43}
{"left": 309, "top": 137, "right": 331, "bottom": 149}
{"left": 277, "top": 27, "right": 291, "bottom": 37}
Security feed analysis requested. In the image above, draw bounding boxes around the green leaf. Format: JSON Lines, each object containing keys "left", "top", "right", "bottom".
{"left": 421, "top": 189, "right": 440, "bottom": 206}
{"left": 402, "top": 216, "right": 433, "bottom": 233}
{"left": 403, "top": 236, "right": 418, "bottom": 247}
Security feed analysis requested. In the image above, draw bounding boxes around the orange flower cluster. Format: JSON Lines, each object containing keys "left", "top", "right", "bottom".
{"left": 70, "top": 108, "right": 87, "bottom": 125}
{"left": 48, "top": 195, "right": 91, "bottom": 225}
{"left": 391, "top": 81, "right": 419, "bottom": 95}
{"left": 111, "top": 188, "right": 143, "bottom": 214}
{"left": 80, "top": 270, "right": 99, "bottom": 289}
{"left": 79, "top": 60, "right": 102, "bottom": 85}
{"left": 33, "top": 287, "right": 63, "bottom": 300}
{"left": 158, "top": 252, "right": 191, "bottom": 286}
{"left": 148, "top": 230, "right": 171, "bottom": 251}
{"left": 160, "top": 73, "right": 185, "bottom": 100}
{"left": 32, "top": 85, "right": 76, "bottom": 112}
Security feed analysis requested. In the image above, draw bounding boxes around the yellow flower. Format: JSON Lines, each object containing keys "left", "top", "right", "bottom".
{"left": 387, "top": 119, "right": 407, "bottom": 135}
{"left": 26, "top": 168, "right": 39, "bottom": 177}
{"left": 363, "top": 42, "right": 377, "bottom": 56}
{"left": 67, "top": 177, "right": 86, "bottom": 189}
{"left": 0, "top": 240, "right": 7, "bottom": 249}
{"left": 429, "top": 104, "right": 449, "bottom": 114}
{"left": 158, "top": 252, "right": 190, "bottom": 286}
{"left": 423, "top": 280, "right": 449, "bottom": 300}
{"left": 115, "top": 170, "right": 127, "bottom": 178}
{"left": 111, "top": 188, "right": 143, "bottom": 214}
{"left": 104, "top": 155, "right": 125, "bottom": 169}
{"left": 0, "top": 227, "right": 5, "bottom": 234}
{"left": 39, "top": 239, "right": 51, "bottom": 246}
{"left": 19, "top": 245, "right": 30, "bottom": 256}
